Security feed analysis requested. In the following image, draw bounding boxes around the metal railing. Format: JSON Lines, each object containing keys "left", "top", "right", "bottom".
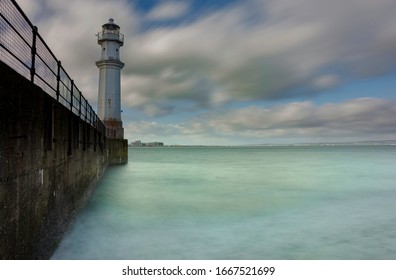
{"left": 0, "top": 0, "right": 105, "bottom": 135}
{"left": 97, "top": 31, "right": 124, "bottom": 44}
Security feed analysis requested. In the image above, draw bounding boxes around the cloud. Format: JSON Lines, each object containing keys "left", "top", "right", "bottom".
{"left": 194, "top": 98, "right": 396, "bottom": 140}
{"left": 122, "top": 0, "right": 396, "bottom": 115}
{"left": 125, "top": 98, "right": 396, "bottom": 144}
{"left": 312, "top": 75, "right": 341, "bottom": 89}
{"left": 122, "top": 7, "right": 323, "bottom": 112}
{"left": 18, "top": 0, "right": 396, "bottom": 113}
{"left": 145, "top": 1, "right": 190, "bottom": 21}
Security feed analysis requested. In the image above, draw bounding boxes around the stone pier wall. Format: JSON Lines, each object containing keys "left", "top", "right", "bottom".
{"left": 0, "top": 61, "right": 127, "bottom": 259}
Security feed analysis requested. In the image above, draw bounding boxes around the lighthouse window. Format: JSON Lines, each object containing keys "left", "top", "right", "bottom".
{"left": 103, "top": 48, "right": 105, "bottom": 50}
{"left": 116, "top": 49, "right": 118, "bottom": 51}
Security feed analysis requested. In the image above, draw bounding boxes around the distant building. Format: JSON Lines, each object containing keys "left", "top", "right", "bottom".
{"left": 145, "top": 142, "right": 164, "bottom": 147}
{"left": 129, "top": 141, "right": 164, "bottom": 147}
{"left": 130, "top": 140, "right": 142, "bottom": 146}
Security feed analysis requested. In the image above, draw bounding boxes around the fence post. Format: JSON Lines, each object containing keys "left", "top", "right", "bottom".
{"left": 70, "top": 79, "right": 74, "bottom": 111}
{"left": 89, "top": 105, "right": 93, "bottom": 125}
{"left": 79, "top": 91, "right": 82, "bottom": 117}
{"left": 85, "top": 100, "right": 88, "bottom": 123}
{"left": 56, "top": 61, "right": 61, "bottom": 102}
{"left": 30, "top": 26, "right": 38, "bottom": 83}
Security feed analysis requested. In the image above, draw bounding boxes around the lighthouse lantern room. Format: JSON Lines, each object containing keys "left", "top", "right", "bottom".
{"left": 96, "top": 18, "right": 125, "bottom": 139}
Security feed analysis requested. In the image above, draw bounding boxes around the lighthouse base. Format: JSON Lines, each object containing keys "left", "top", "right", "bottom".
{"left": 103, "top": 119, "right": 124, "bottom": 139}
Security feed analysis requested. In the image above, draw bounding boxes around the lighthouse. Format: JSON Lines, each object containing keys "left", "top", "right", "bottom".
{"left": 96, "top": 18, "right": 125, "bottom": 139}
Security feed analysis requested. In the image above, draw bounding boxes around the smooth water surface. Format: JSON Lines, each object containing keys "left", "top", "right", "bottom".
{"left": 52, "top": 146, "right": 396, "bottom": 259}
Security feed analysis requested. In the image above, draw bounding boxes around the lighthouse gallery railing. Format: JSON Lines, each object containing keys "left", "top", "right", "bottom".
{"left": 0, "top": 0, "right": 105, "bottom": 135}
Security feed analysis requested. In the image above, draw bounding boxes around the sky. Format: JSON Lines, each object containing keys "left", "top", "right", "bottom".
{"left": 17, "top": 0, "right": 396, "bottom": 145}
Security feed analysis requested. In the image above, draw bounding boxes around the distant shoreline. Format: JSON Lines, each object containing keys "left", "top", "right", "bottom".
{"left": 128, "top": 140, "right": 396, "bottom": 148}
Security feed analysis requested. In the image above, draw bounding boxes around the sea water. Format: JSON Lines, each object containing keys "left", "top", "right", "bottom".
{"left": 52, "top": 146, "right": 396, "bottom": 259}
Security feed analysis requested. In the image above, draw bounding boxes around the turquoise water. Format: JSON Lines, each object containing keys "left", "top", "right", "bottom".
{"left": 52, "top": 146, "right": 396, "bottom": 259}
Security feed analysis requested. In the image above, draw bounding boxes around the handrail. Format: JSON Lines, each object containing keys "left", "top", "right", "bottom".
{"left": 0, "top": 0, "right": 105, "bottom": 136}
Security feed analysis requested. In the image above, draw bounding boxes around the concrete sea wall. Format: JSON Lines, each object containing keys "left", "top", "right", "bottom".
{"left": 0, "top": 61, "right": 127, "bottom": 259}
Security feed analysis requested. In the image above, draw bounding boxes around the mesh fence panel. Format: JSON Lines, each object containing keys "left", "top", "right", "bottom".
{"left": 0, "top": 0, "right": 32, "bottom": 79}
{"left": 82, "top": 98, "right": 88, "bottom": 121}
{"left": 1, "top": 0, "right": 32, "bottom": 41}
{"left": 59, "top": 67, "right": 72, "bottom": 105}
{"left": 34, "top": 37, "right": 58, "bottom": 97}
{"left": 72, "top": 84, "right": 81, "bottom": 116}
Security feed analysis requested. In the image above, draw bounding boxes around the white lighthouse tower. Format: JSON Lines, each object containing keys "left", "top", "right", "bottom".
{"left": 96, "top": 18, "right": 125, "bottom": 139}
